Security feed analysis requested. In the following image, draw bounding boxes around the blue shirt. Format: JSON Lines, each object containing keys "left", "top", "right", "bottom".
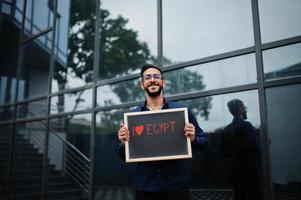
{"left": 118, "top": 99, "right": 208, "bottom": 192}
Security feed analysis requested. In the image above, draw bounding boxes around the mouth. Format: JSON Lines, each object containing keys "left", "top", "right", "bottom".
{"left": 148, "top": 86, "right": 158, "bottom": 92}
{"left": 148, "top": 83, "right": 159, "bottom": 89}
{"left": 148, "top": 83, "right": 159, "bottom": 87}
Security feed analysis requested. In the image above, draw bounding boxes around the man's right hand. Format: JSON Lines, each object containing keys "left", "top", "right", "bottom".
{"left": 118, "top": 124, "right": 130, "bottom": 145}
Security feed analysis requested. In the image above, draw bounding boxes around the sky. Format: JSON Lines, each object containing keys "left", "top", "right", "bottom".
{"left": 48, "top": 0, "right": 301, "bottom": 130}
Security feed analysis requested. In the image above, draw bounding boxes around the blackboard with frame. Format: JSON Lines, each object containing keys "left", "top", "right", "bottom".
{"left": 124, "top": 107, "right": 192, "bottom": 162}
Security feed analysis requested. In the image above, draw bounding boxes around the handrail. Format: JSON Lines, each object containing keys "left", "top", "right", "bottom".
{"left": 64, "top": 154, "right": 90, "bottom": 173}
{"left": 21, "top": 110, "right": 90, "bottom": 161}
{"left": 50, "top": 130, "right": 90, "bottom": 163}
{"left": 64, "top": 149, "right": 90, "bottom": 169}
{"left": 18, "top": 110, "right": 91, "bottom": 195}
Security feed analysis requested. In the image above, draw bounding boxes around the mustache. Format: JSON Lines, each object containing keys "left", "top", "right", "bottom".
{"left": 148, "top": 82, "right": 160, "bottom": 87}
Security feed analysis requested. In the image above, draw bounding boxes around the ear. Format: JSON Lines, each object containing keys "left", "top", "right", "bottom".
{"left": 140, "top": 79, "right": 145, "bottom": 90}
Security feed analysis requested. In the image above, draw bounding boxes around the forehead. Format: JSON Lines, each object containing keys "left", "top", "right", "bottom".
{"left": 143, "top": 68, "right": 161, "bottom": 75}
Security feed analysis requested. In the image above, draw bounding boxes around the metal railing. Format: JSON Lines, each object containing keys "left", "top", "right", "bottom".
{"left": 18, "top": 119, "right": 91, "bottom": 194}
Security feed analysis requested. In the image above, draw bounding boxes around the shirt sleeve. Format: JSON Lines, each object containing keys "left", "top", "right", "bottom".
{"left": 187, "top": 109, "right": 208, "bottom": 150}
{"left": 245, "top": 121, "right": 261, "bottom": 152}
{"left": 118, "top": 142, "right": 126, "bottom": 161}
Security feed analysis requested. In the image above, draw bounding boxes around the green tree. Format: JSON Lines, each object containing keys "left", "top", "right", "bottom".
{"left": 54, "top": 0, "right": 211, "bottom": 121}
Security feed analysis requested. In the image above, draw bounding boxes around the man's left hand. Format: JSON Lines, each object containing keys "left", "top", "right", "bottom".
{"left": 184, "top": 123, "right": 196, "bottom": 143}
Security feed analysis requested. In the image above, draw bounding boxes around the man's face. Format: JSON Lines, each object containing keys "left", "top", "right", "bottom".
{"left": 242, "top": 104, "right": 247, "bottom": 120}
{"left": 141, "top": 68, "right": 164, "bottom": 97}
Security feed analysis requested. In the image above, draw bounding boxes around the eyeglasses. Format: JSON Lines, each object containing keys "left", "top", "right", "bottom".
{"left": 142, "top": 74, "right": 163, "bottom": 81}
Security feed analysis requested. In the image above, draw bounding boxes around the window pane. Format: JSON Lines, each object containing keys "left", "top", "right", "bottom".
{"left": 15, "top": 0, "right": 24, "bottom": 22}
{"left": 163, "top": 0, "right": 254, "bottom": 65}
{"left": 263, "top": 43, "right": 301, "bottom": 81}
{"left": 0, "top": 124, "right": 12, "bottom": 190}
{"left": 258, "top": 0, "right": 301, "bottom": 43}
{"left": 52, "top": 0, "right": 93, "bottom": 93}
{"left": 16, "top": 98, "right": 47, "bottom": 119}
{"left": 164, "top": 54, "right": 257, "bottom": 96}
{"left": 179, "top": 90, "right": 263, "bottom": 197}
{"left": 24, "top": 0, "right": 53, "bottom": 36}
{"left": 19, "top": 34, "right": 52, "bottom": 100}
{"left": 97, "top": 78, "right": 143, "bottom": 107}
{"left": 47, "top": 114, "right": 91, "bottom": 194}
{"left": 1, "top": 2, "right": 11, "bottom": 14}
{"left": 49, "top": 114, "right": 91, "bottom": 158}
{"left": 95, "top": 108, "right": 135, "bottom": 192}
{"left": 266, "top": 84, "right": 301, "bottom": 198}
{"left": 51, "top": 88, "right": 92, "bottom": 114}
{"left": 98, "top": 0, "right": 157, "bottom": 80}
{"left": 0, "top": 106, "right": 13, "bottom": 121}
{"left": 11, "top": 121, "right": 46, "bottom": 199}
{"left": 0, "top": 10, "right": 20, "bottom": 104}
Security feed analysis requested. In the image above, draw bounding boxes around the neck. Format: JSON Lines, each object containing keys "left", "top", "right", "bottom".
{"left": 146, "top": 95, "right": 164, "bottom": 111}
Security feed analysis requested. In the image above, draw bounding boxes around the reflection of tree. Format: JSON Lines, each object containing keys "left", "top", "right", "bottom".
{"left": 54, "top": 0, "right": 153, "bottom": 112}
{"left": 166, "top": 70, "right": 212, "bottom": 120}
{"left": 99, "top": 10, "right": 152, "bottom": 78}
{"left": 53, "top": 0, "right": 211, "bottom": 120}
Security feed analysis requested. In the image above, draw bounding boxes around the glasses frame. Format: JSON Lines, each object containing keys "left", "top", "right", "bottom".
{"left": 142, "top": 73, "right": 163, "bottom": 81}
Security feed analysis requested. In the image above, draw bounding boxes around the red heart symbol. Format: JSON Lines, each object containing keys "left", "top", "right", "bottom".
{"left": 135, "top": 125, "right": 144, "bottom": 136}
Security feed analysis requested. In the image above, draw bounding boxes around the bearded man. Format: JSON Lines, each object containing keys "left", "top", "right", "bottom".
{"left": 118, "top": 64, "right": 208, "bottom": 200}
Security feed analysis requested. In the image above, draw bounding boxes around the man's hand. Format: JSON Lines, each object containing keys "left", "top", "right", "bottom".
{"left": 184, "top": 123, "right": 196, "bottom": 143}
{"left": 118, "top": 124, "right": 130, "bottom": 145}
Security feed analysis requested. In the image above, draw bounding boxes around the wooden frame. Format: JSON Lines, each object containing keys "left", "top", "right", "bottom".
{"left": 124, "top": 107, "right": 192, "bottom": 162}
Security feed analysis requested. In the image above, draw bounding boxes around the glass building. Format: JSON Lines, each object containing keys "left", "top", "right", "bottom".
{"left": 0, "top": 0, "right": 301, "bottom": 199}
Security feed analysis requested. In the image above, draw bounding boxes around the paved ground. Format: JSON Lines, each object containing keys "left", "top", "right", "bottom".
{"left": 94, "top": 187, "right": 301, "bottom": 200}
{"left": 94, "top": 187, "right": 234, "bottom": 200}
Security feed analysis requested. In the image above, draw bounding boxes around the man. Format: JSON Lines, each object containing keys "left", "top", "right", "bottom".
{"left": 220, "top": 99, "right": 263, "bottom": 200}
{"left": 118, "top": 64, "right": 208, "bottom": 200}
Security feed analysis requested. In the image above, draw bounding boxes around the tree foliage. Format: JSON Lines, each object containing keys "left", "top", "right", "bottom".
{"left": 54, "top": 0, "right": 212, "bottom": 121}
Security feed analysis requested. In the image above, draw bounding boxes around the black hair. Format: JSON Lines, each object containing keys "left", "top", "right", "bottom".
{"left": 227, "top": 99, "right": 244, "bottom": 116}
{"left": 140, "top": 64, "right": 163, "bottom": 77}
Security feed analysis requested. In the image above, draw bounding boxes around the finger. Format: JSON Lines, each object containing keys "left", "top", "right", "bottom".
{"left": 119, "top": 130, "right": 130, "bottom": 139}
{"left": 185, "top": 131, "right": 195, "bottom": 136}
{"left": 184, "top": 127, "right": 195, "bottom": 133}
{"left": 184, "top": 123, "right": 194, "bottom": 128}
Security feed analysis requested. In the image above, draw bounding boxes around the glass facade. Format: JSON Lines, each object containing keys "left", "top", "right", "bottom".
{"left": 162, "top": 0, "right": 254, "bottom": 65}
{"left": 99, "top": 0, "right": 157, "bottom": 79}
{"left": 266, "top": 84, "right": 301, "bottom": 197}
{"left": 19, "top": 36, "right": 51, "bottom": 100}
{"left": 1, "top": 0, "right": 301, "bottom": 199}
{"left": 258, "top": 0, "right": 301, "bottom": 43}
{"left": 51, "top": 0, "right": 93, "bottom": 93}
{"left": 180, "top": 90, "right": 261, "bottom": 189}
{"left": 164, "top": 54, "right": 257, "bottom": 95}
{"left": 263, "top": 43, "right": 301, "bottom": 81}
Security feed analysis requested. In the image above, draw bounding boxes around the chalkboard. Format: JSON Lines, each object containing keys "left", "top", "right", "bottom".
{"left": 124, "top": 107, "right": 191, "bottom": 162}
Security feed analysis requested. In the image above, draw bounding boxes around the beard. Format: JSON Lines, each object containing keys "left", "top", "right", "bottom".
{"left": 144, "top": 83, "right": 163, "bottom": 97}
{"left": 242, "top": 111, "right": 247, "bottom": 120}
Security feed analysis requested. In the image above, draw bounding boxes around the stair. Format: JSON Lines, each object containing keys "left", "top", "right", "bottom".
{"left": 0, "top": 127, "right": 89, "bottom": 200}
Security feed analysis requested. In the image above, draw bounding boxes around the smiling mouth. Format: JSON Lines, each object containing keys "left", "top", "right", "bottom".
{"left": 148, "top": 83, "right": 159, "bottom": 87}
{"left": 148, "top": 85, "right": 158, "bottom": 89}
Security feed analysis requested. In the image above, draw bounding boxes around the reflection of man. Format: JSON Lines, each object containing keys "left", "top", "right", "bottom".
{"left": 118, "top": 64, "right": 208, "bottom": 200}
{"left": 220, "top": 99, "right": 263, "bottom": 200}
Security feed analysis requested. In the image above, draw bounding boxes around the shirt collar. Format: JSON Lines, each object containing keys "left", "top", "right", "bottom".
{"left": 141, "top": 98, "right": 169, "bottom": 111}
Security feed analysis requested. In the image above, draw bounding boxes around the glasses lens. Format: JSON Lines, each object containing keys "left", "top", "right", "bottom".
{"left": 153, "top": 74, "right": 162, "bottom": 80}
{"left": 143, "top": 74, "right": 162, "bottom": 81}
